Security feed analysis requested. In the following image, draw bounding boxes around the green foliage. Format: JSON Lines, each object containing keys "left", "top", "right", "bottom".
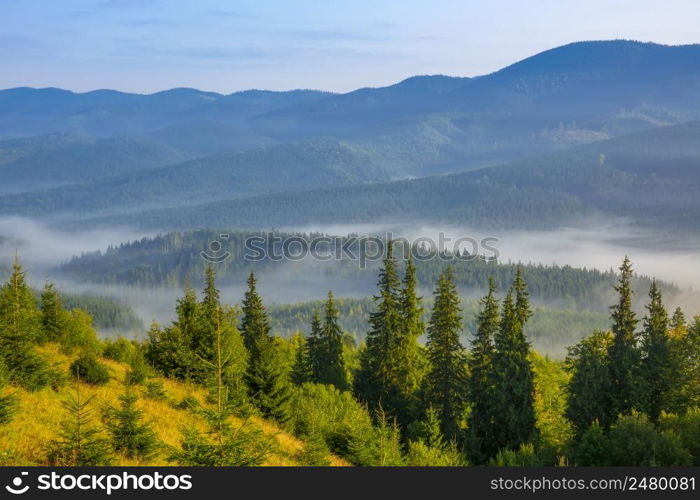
{"left": 423, "top": 266, "right": 467, "bottom": 441}
{"left": 59, "top": 309, "right": 103, "bottom": 355}
{"left": 45, "top": 385, "right": 113, "bottom": 466}
{"left": 573, "top": 421, "right": 609, "bottom": 466}
{"left": 347, "top": 409, "right": 404, "bottom": 466}
{"left": 491, "top": 274, "right": 536, "bottom": 453}
{"left": 297, "top": 433, "right": 332, "bottom": 466}
{"left": 168, "top": 305, "right": 274, "bottom": 466}
{"left": 639, "top": 280, "right": 674, "bottom": 422}
{"left": 606, "top": 411, "right": 692, "bottom": 466}
{"left": 467, "top": 278, "right": 499, "bottom": 462}
{"left": 103, "top": 337, "right": 137, "bottom": 363}
{"left": 143, "top": 379, "right": 167, "bottom": 401}
{"left": 490, "top": 443, "right": 541, "bottom": 466}
{"left": 406, "top": 407, "right": 466, "bottom": 466}
{"left": 566, "top": 331, "right": 613, "bottom": 434}
{"left": 70, "top": 354, "right": 110, "bottom": 385}
{"left": 242, "top": 272, "right": 290, "bottom": 423}
{"left": 287, "top": 383, "right": 374, "bottom": 461}
{"left": 306, "top": 292, "right": 348, "bottom": 390}
{"left": 104, "top": 389, "right": 160, "bottom": 461}
{"left": 607, "top": 257, "right": 641, "bottom": 420}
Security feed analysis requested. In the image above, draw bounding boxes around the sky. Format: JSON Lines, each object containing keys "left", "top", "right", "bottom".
{"left": 2, "top": 0, "right": 699, "bottom": 94}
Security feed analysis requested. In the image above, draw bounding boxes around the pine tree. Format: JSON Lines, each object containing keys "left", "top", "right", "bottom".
{"left": 565, "top": 331, "right": 613, "bottom": 435}
{"left": 45, "top": 382, "right": 113, "bottom": 466}
{"left": 169, "top": 306, "right": 273, "bottom": 466}
{"left": 423, "top": 267, "right": 467, "bottom": 440}
{"left": 315, "top": 291, "right": 347, "bottom": 390}
{"left": 355, "top": 242, "right": 405, "bottom": 417}
{"left": 394, "top": 255, "right": 425, "bottom": 423}
{"left": 240, "top": 272, "right": 269, "bottom": 352}
{"left": 639, "top": 280, "right": 673, "bottom": 423}
{"left": 491, "top": 282, "right": 536, "bottom": 452}
{"left": 0, "top": 258, "right": 49, "bottom": 390}
{"left": 105, "top": 388, "right": 159, "bottom": 461}
{"left": 607, "top": 256, "right": 641, "bottom": 421}
{"left": 468, "top": 277, "right": 500, "bottom": 461}
{"left": 241, "top": 273, "right": 290, "bottom": 422}
{"left": 175, "top": 280, "right": 199, "bottom": 352}
{"left": 40, "top": 281, "right": 64, "bottom": 343}
{"left": 670, "top": 307, "right": 686, "bottom": 332}
{"left": 303, "top": 310, "right": 323, "bottom": 384}
{"left": 290, "top": 333, "right": 312, "bottom": 385}
{"left": 193, "top": 266, "right": 220, "bottom": 363}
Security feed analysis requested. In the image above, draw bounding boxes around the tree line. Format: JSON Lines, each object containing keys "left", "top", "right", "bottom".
{"left": 1, "top": 250, "right": 700, "bottom": 466}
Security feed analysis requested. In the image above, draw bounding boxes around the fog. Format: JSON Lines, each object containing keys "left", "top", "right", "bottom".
{"left": 1, "top": 216, "right": 699, "bottom": 352}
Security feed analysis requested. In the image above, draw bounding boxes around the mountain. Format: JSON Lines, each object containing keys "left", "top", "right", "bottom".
{"left": 0, "top": 139, "right": 391, "bottom": 215}
{"left": 0, "top": 134, "right": 191, "bottom": 193}
{"left": 78, "top": 119, "right": 700, "bottom": 232}
{"left": 2, "top": 40, "right": 700, "bottom": 179}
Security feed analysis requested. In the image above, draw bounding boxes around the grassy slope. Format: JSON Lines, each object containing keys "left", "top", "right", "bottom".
{"left": 0, "top": 344, "right": 347, "bottom": 466}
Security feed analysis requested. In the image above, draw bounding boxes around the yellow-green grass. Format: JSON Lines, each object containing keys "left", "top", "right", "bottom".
{"left": 0, "top": 344, "right": 347, "bottom": 466}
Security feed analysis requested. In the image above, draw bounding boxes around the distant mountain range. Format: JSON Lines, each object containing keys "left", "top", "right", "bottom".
{"left": 1, "top": 40, "right": 699, "bottom": 231}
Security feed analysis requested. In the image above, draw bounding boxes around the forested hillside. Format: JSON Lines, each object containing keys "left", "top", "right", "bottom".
{"left": 56, "top": 229, "right": 678, "bottom": 312}
{"left": 3, "top": 253, "right": 699, "bottom": 466}
{"left": 83, "top": 118, "right": 700, "bottom": 232}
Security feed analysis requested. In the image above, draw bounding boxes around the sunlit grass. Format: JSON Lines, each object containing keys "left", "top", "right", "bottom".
{"left": 0, "top": 343, "right": 348, "bottom": 466}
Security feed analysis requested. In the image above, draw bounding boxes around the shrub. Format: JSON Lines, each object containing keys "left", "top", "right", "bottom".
{"left": 59, "top": 309, "right": 103, "bottom": 355}
{"left": 69, "top": 354, "right": 110, "bottom": 385}
{"left": 143, "top": 380, "right": 167, "bottom": 401}
{"left": 288, "top": 383, "right": 374, "bottom": 459}
{"left": 103, "top": 338, "right": 137, "bottom": 363}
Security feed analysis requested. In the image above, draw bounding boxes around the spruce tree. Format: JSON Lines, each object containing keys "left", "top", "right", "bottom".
{"left": 241, "top": 273, "right": 290, "bottom": 422}
{"left": 240, "top": 272, "right": 268, "bottom": 352}
{"left": 46, "top": 382, "right": 113, "bottom": 466}
{"left": 670, "top": 307, "right": 686, "bottom": 332}
{"left": 395, "top": 255, "right": 425, "bottom": 423}
{"left": 468, "top": 277, "right": 500, "bottom": 461}
{"left": 607, "top": 256, "right": 641, "bottom": 421}
{"left": 639, "top": 280, "right": 673, "bottom": 422}
{"left": 304, "top": 310, "right": 323, "bottom": 383}
{"left": 565, "top": 331, "right": 613, "bottom": 435}
{"left": 0, "top": 258, "right": 49, "bottom": 390}
{"left": 423, "top": 267, "right": 467, "bottom": 440}
{"left": 175, "top": 280, "right": 199, "bottom": 353}
{"left": 40, "top": 281, "right": 64, "bottom": 343}
{"left": 170, "top": 306, "right": 273, "bottom": 466}
{"left": 105, "top": 388, "right": 159, "bottom": 461}
{"left": 355, "top": 242, "right": 405, "bottom": 417}
{"left": 0, "top": 362, "right": 17, "bottom": 425}
{"left": 317, "top": 291, "right": 348, "bottom": 390}
{"left": 492, "top": 283, "right": 536, "bottom": 453}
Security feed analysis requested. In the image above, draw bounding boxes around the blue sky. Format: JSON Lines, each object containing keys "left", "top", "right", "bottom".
{"left": 2, "top": 0, "right": 698, "bottom": 94}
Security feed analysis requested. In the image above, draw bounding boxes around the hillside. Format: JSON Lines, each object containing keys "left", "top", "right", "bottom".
{"left": 0, "top": 343, "right": 346, "bottom": 467}
{"left": 0, "top": 139, "right": 391, "bottom": 215}
{"left": 1, "top": 40, "right": 699, "bottom": 203}
{"left": 0, "top": 134, "right": 191, "bottom": 193}
{"left": 83, "top": 119, "right": 700, "bottom": 232}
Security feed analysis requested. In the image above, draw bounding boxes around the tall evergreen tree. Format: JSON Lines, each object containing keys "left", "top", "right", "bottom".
{"left": 423, "top": 267, "right": 467, "bottom": 440}
{"left": 241, "top": 273, "right": 290, "bottom": 422}
{"left": 639, "top": 280, "right": 673, "bottom": 422}
{"left": 40, "top": 281, "right": 64, "bottom": 343}
{"left": 468, "top": 278, "right": 500, "bottom": 461}
{"left": 607, "top": 257, "right": 641, "bottom": 421}
{"left": 175, "top": 280, "right": 199, "bottom": 351}
{"left": 313, "top": 291, "right": 347, "bottom": 390}
{"left": 670, "top": 307, "right": 686, "bottom": 332}
{"left": 492, "top": 284, "right": 536, "bottom": 452}
{"left": 566, "top": 331, "right": 613, "bottom": 435}
{"left": 0, "top": 258, "right": 49, "bottom": 389}
{"left": 395, "top": 255, "right": 425, "bottom": 422}
{"left": 304, "top": 310, "right": 323, "bottom": 383}
{"left": 355, "top": 242, "right": 404, "bottom": 415}
{"left": 240, "top": 272, "right": 269, "bottom": 352}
